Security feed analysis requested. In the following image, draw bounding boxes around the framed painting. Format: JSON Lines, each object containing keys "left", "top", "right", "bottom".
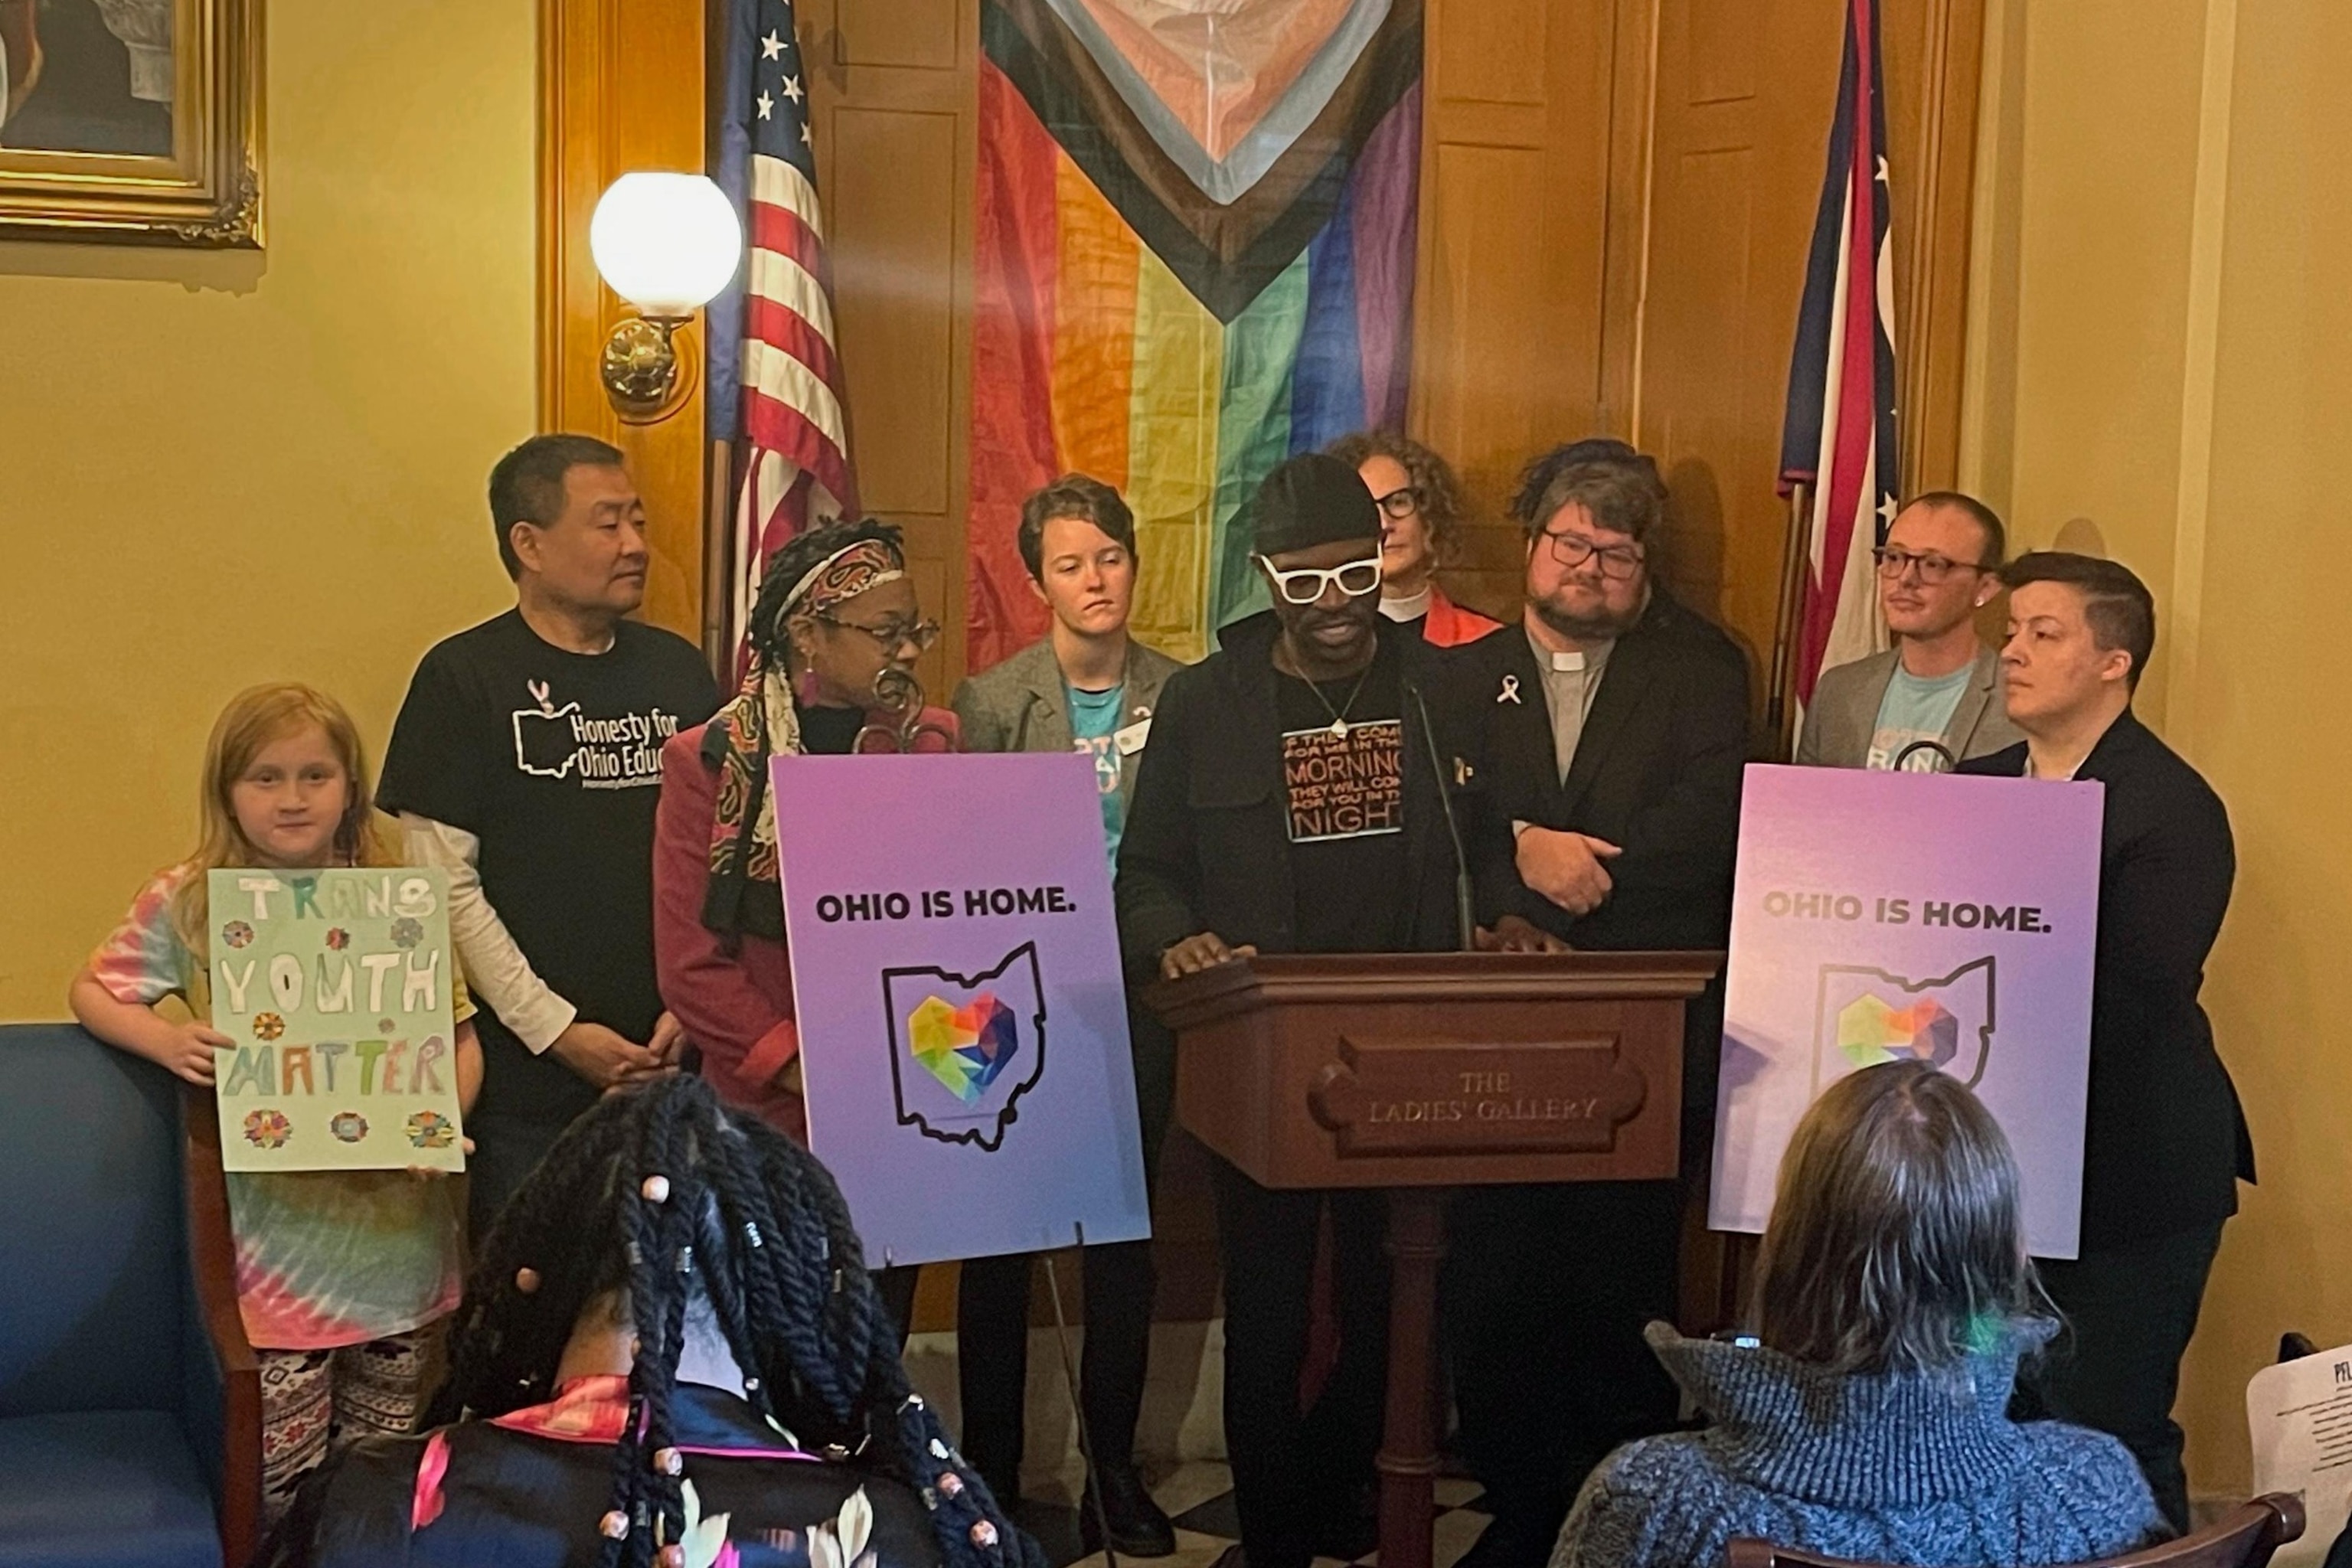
{"left": 0, "top": 0, "right": 261, "bottom": 245}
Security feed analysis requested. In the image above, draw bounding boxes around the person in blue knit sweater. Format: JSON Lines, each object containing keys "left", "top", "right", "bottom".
{"left": 1550, "top": 1061, "right": 2168, "bottom": 1568}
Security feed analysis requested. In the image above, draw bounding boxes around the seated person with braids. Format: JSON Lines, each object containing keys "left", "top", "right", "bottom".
{"left": 1550, "top": 1060, "right": 2166, "bottom": 1568}
{"left": 266, "top": 1075, "right": 1040, "bottom": 1568}
{"left": 653, "top": 518, "right": 954, "bottom": 1145}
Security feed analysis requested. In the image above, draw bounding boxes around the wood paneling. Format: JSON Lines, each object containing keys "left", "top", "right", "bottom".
{"left": 800, "top": 0, "right": 975, "bottom": 704}
{"left": 827, "top": 107, "right": 962, "bottom": 518}
{"left": 1612, "top": 0, "right": 1989, "bottom": 684}
{"left": 838, "top": 0, "right": 963, "bottom": 70}
{"left": 1886, "top": 0, "right": 1988, "bottom": 492}
{"left": 539, "top": 0, "right": 710, "bottom": 647}
{"left": 1413, "top": 0, "right": 1621, "bottom": 620}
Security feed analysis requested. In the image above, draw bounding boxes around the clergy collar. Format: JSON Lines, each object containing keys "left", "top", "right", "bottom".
{"left": 1380, "top": 585, "right": 1433, "bottom": 622}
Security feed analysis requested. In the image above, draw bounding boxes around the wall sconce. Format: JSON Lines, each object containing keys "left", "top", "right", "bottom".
{"left": 588, "top": 172, "right": 743, "bottom": 421}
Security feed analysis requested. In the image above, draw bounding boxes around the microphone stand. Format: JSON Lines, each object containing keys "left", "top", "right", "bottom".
{"left": 1408, "top": 681, "right": 1478, "bottom": 953}
{"left": 854, "top": 665, "right": 957, "bottom": 753}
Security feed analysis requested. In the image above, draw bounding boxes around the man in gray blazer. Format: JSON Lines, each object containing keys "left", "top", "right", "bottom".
{"left": 949, "top": 473, "right": 1186, "bottom": 1554}
{"left": 1796, "top": 491, "right": 2023, "bottom": 771}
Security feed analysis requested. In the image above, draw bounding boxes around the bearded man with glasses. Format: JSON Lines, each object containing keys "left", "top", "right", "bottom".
{"left": 1117, "top": 452, "right": 1555, "bottom": 1568}
{"left": 1795, "top": 491, "right": 2023, "bottom": 770}
{"left": 1441, "top": 448, "right": 1752, "bottom": 1568}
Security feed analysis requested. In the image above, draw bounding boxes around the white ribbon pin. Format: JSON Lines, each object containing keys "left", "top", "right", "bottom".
{"left": 1498, "top": 674, "right": 1523, "bottom": 704}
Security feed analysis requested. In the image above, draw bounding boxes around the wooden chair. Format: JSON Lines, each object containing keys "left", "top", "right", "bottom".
{"left": 1728, "top": 1494, "right": 2306, "bottom": 1568}
{"left": 186, "top": 1079, "right": 266, "bottom": 1566}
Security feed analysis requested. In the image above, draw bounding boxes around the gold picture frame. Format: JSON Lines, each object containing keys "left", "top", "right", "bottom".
{"left": 0, "top": 0, "right": 263, "bottom": 246}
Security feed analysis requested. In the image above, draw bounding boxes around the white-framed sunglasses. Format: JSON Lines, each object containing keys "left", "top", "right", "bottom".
{"left": 1253, "top": 553, "right": 1384, "bottom": 606}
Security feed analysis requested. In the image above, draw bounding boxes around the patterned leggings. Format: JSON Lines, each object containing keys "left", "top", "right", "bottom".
{"left": 257, "top": 1328, "right": 430, "bottom": 1524}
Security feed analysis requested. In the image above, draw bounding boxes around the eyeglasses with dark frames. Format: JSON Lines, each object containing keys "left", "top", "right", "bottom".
{"left": 1872, "top": 547, "right": 1990, "bottom": 585}
{"left": 1372, "top": 486, "right": 1422, "bottom": 521}
{"left": 815, "top": 614, "right": 942, "bottom": 653}
{"left": 1542, "top": 529, "right": 1646, "bottom": 581}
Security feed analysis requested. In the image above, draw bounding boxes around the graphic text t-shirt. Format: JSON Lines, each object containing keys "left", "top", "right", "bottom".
{"left": 1867, "top": 662, "right": 1971, "bottom": 771}
{"left": 1067, "top": 681, "right": 1128, "bottom": 867}
{"left": 1276, "top": 640, "right": 1408, "bottom": 954}
{"left": 377, "top": 611, "right": 718, "bottom": 1124}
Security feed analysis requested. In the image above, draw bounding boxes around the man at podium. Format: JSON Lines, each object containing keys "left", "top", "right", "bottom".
{"left": 1443, "top": 446, "right": 1751, "bottom": 1568}
{"left": 1116, "top": 452, "right": 1547, "bottom": 1568}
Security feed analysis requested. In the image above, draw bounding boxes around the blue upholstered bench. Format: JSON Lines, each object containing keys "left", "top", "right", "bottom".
{"left": 0, "top": 1024, "right": 259, "bottom": 1568}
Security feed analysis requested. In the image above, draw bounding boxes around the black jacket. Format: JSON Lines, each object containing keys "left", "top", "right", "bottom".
{"left": 268, "top": 1383, "right": 946, "bottom": 1568}
{"left": 1452, "top": 590, "right": 1753, "bottom": 953}
{"left": 1960, "top": 710, "right": 2250, "bottom": 1250}
{"left": 1114, "top": 611, "right": 1481, "bottom": 980}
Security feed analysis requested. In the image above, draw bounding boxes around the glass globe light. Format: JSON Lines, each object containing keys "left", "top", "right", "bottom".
{"left": 590, "top": 172, "right": 743, "bottom": 318}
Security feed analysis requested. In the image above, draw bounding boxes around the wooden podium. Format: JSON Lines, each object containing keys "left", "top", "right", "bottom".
{"left": 1147, "top": 950, "right": 1722, "bottom": 1568}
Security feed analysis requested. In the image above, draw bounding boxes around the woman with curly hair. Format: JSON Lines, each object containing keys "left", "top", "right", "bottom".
{"left": 1324, "top": 430, "right": 1502, "bottom": 646}
{"left": 270, "top": 1075, "right": 1041, "bottom": 1568}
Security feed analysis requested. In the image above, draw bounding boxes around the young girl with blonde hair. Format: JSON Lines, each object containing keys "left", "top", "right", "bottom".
{"left": 69, "top": 682, "right": 483, "bottom": 1521}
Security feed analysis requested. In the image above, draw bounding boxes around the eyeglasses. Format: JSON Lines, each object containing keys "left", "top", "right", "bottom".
{"left": 1254, "top": 554, "right": 1383, "bottom": 605}
{"left": 1372, "top": 486, "right": 1422, "bottom": 521}
{"left": 1541, "top": 529, "right": 1646, "bottom": 581}
{"left": 816, "top": 614, "right": 942, "bottom": 653}
{"left": 1873, "top": 547, "right": 1989, "bottom": 585}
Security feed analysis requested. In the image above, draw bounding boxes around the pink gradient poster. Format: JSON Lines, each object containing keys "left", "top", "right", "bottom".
{"left": 1710, "top": 765, "right": 2103, "bottom": 1258}
{"left": 772, "top": 752, "right": 1150, "bottom": 1267}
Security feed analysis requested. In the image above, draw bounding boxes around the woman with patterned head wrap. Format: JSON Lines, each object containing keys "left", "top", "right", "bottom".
{"left": 651, "top": 519, "right": 958, "bottom": 1147}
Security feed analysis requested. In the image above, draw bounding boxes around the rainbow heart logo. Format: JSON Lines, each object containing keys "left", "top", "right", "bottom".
{"left": 906, "top": 991, "right": 1021, "bottom": 1105}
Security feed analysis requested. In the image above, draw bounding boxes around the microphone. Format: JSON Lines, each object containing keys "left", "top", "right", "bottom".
{"left": 1408, "top": 680, "right": 1478, "bottom": 952}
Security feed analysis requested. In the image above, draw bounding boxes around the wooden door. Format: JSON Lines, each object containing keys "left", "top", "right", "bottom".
{"left": 1622, "top": 0, "right": 1985, "bottom": 681}
{"left": 1410, "top": 0, "right": 1624, "bottom": 621}
{"left": 796, "top": 0, "right": 977, "bottom": 708}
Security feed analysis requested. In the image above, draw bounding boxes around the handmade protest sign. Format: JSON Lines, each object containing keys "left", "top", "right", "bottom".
{"left": 772, "top": 752, "right": 1150, "bottom": 1268}
{"left": 1710, "top": 766, "right": 2101, "bottom": 1257}
{"left": 207, "top": 867, "right": 466, "bottom": 1174}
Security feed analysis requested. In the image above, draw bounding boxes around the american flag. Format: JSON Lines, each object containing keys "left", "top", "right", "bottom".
{"left": 710, "top": 0, "right": 858, "bottom": 659}
{"left": 1779, "top": 0, "right": 1898, "bottom": 707}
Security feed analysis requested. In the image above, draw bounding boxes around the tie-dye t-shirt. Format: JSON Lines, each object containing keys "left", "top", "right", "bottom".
{"left": 90, "top": 865, "right": 468, "bottom": 1351}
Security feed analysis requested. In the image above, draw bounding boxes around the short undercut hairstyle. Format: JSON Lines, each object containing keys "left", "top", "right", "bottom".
{"left": 1523, "top": 453, "right": 1669, "bottom": 547}
{"left": 489, "top": 433, "right": 626, "bottom": 580}
{"left": 1018, "top": 473, "right": 1137, "bottom": 581}
{"left": 1322, "top": 429, "right": 1471, "bottom": 560}
{"left": 2001, "top": 551, "right": 2157, "bottom": 688}
{"left": 1909, "top": 490, "right": 2008, "bottom": 569}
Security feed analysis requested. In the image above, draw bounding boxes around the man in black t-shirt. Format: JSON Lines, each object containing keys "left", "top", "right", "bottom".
{"left": 1117, "top": 453, "right": 1556, "bottom": 1568}
{"left": 380, "top": 435, "right": 719, "bottom": 1236}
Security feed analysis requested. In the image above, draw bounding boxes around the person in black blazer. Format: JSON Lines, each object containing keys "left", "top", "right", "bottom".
{"left": 1116, "top": 453, "right": 1553, "bottom": 1568}
{"left": 1957, "top": 552, "right": 2249, "bottom": 1533}
{"left": 1439, "top": 448, "right": 1753, "bottom": 1568}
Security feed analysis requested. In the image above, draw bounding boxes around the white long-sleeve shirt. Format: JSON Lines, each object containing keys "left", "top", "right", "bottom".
{"left": 400, "top": 813, "right": 575, "bottom": 1053}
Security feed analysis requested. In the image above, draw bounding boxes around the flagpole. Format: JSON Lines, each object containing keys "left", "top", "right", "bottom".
{"left": 1765, "top": 479, "right": 1811, "bottom": 761}
{"left": 703, "top": 436, "right": 737, "bottom": 684}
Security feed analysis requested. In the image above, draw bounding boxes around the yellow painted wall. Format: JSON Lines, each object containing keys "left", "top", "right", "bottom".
{"left": 1966, "top": 0, "right": 2352, "bottom": 1499}
{"left": 0, "top": 1, "right": 536, "bottom": 1020}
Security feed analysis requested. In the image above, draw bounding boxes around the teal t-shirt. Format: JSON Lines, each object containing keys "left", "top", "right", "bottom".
{"left": 1067, "top": 681, "right": 1128, "bottom": 864}
{"left": 1867, "top": 663, "right": 1972, "bottom": 771}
